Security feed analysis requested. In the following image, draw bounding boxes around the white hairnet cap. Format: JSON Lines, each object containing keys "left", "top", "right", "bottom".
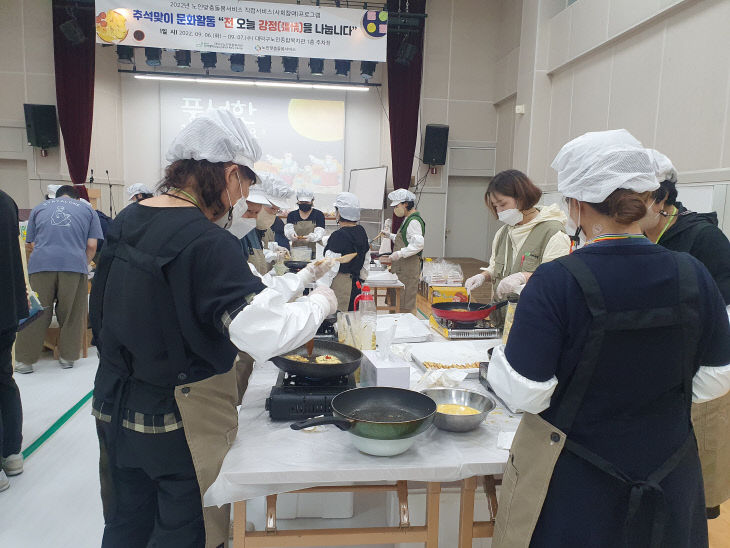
{"left": 166, "top": 109, "right": 262, "bottom": 169}
{"left": 246, "top": 186, "right": 271, "bottom": 206}
{"left": 296, "top": 189, "right": 315, "bottom": 202}
{"left": 335, "top": 192, "right": 361, "bottom": 221}
{"left": 388, "top": 188, "right": 416, "bottom": 206}
{"left": 259, "top": 174, "right": 295, "bottom": 209}
{"left": 647, "top": 149, "right": 677, "bottom": 184}
{"left": 552, "top": 129, "right": 659, "bottom": 203}
{"left": 126, "top": 183, "right": 154, "bottom": 200}
{"left": 47, "top": 184, "right": 62, "bottom": 198}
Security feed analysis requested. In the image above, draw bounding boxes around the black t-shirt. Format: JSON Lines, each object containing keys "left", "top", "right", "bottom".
{"left": 287, "top": 208, "right": 326, "bottom": 229}
{"left": 324, "top": 224, "right": 369, "bottom": 275}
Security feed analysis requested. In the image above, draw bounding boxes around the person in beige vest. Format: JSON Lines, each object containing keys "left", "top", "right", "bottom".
{"left": 643, "top": 148, "right": 730, "bottom": 520}
{"left": 487, "top": 130, "right": 730, "bottom": 548}
{"left": 380, "top": 189, "right": 424, "bottom": 313}
{"left": 465, "top": 170, "right": 570, "bottom": 325}
{"left": 90, "top": 110, "right": 337, "bottom": 548}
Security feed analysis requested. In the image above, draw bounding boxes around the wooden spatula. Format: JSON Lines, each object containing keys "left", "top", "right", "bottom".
{"left": 313, "top": 253, "right": 358, "bottom": 266}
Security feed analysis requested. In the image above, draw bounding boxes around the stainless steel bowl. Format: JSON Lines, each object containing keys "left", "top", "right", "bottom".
{"left": 421, "top": 388, "right": 496, "bottom": 432}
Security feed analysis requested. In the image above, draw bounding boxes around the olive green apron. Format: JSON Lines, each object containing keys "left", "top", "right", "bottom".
{"left": 292, "top": 220, "right": 317, "bottom": 260}
{"left": 389, "top": 232, "right": 421, "bottom": 314}
{"left": 490, "top": 220, "right": 564, "bottom": 327}
{"left": 493, "top": 253, "right": 699, "bottom": 548}
{"left": 331, "top": 271, "right": 355, "bottom": 311}
{"left": 174, "top": 353, "right": 254, "bottom": 548}
{"left": 692, "top": 392, "right": 730, "bottom": 507}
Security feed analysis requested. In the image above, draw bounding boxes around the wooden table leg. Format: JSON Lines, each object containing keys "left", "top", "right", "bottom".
{"left": 265, "top": 494, "right": 277, "bottom": 532}
{"left": 484, "top": 475, "right": 499, "bottom": 522}
{"left": 396, "top": 480, "right": 410, "bottom": 527}
{"left": 425, "top": 482, "right": 440, "bottom": 548}
{"left": 458, "top": 476, "right": 477, "bottom": 548}
{"left": 233, "top": 500, "right": 247, "bottom": 548}
{"left": 395, "top": 287, "right": 401, "bottom": 314}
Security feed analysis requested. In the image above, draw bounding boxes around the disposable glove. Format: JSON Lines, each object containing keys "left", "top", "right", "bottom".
{"left": 464, "top": 272, "right": 487, "bottom": 293}
{"left": 496, "top": 272, "right": 527, "bottom": 299}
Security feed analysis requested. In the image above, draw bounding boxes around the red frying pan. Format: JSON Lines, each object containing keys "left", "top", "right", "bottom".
{"left": 430, "top": 300, "right": 509, "bottom": 322}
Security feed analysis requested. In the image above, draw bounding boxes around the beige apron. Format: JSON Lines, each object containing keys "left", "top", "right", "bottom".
{"left": 174, "top": 355, "right": 253, "bottom": 548}
{"left": 692, "top": 391, "right": 730, "bottom": 507}
{"left": 493, "top": 413, "right": 566, "bottom": 547}
{"left": 491, "top": 220, "right": 564, "bottom": 327}
{"left": 292, "top": 220, "right": 316, "bottom": 260}
{"left": 389, "top": 232, "right": 421, "bottom": 314}
{"left": 331, "top": 271, "right": 355, "bottom": 311}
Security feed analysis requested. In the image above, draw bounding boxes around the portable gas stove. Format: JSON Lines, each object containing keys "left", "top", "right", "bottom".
{"left": 265, "top": 371, "right": 356, "bottom": 421}
{"left": 429, "top": 315, "right": 501, "bottom": 340}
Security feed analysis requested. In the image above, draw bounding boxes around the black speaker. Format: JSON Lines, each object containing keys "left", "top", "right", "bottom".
{"left": 423, "top": 124, "right": 449, "bottom": 166}
{"left": 24, "top": 104, "right": 59, "bottom": 149}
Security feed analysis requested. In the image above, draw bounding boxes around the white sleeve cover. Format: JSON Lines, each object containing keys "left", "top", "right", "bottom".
{"left": 284, "top": 223, "right": 297, "bottom": 240}
{"left": 692, "top": 364, "right": 730, "bottom": 403}
{"left": 360, "top": 251, "right": 371, "bottom": 280}
{"left": 317, "top": 250, "right": 341, "bottom": 288}
{"left": 256, "top": 271, "right": 309, "bottom": 302}
{"left": 397, "top": 222, "right": 425, "bottom": 259}
{"left": 486, "top": 345, "right": 558, "bottom": 414}
{"left": 228, "top": 290, "right": 329, "bottom": 363}
{"left": 308, "top": 226, "right": 326, "bottom": 242}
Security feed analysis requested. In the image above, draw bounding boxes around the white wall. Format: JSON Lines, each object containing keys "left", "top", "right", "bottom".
{"left": 0, "top": 0, "right": 126, "bottom": 212}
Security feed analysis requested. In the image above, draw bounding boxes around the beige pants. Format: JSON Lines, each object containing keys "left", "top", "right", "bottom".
{"left": 15, "top": 271, "right": 87, "bottom": 364}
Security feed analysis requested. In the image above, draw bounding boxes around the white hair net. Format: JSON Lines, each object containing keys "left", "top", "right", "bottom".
{"left": 552, "top": 129, "right": 659, "bottom": 203}
{"left": 388, "top": 188, "right": 417, "bottom": 206}
{"left": 246, "top": 186, "right": 271, "bottom": 206}
{"left": 126, "top": 183, "right": 154, "bottom": 200}
{"left": 335, "top": 192, "right": 361, "bottom": 221}
{"left": 166, "top": 109, "right": 262, "bottom": 169}
{"left": 259, "top": 174, "right": 295, "bottom": 210}
{"left": 296, "top": 189, "right": 315, "bottom": 202}
{"left": 647, "top": 149, "right": 677, "bottom": 184}
{"left": 47, "top": 184, "right": 62, "bottom": 199}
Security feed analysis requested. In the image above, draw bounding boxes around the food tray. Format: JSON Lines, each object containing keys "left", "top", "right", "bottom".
{"left": 408, "top": 340, "right": 501, "bottom": 377}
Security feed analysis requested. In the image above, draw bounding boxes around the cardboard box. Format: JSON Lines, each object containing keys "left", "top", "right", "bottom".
{"left": 428, "top": 285, "right": 468, "bottom": 304}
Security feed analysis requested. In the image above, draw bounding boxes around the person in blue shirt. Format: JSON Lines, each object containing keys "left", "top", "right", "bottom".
{"left": 487, "top": 130, "right": 730, "bottom": 548}
{"left": 15, "top": 185, "right": 103, "bottom": 373}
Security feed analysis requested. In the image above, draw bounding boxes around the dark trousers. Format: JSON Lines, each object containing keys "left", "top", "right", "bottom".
{"left": 0, "top": 329, "right": 23, "bottom": 458}
{"left": 97, "top": 421, "right": 204, "bottom": 548}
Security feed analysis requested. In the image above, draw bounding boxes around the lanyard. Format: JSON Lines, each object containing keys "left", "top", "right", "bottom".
{"left": 655, "top": 206, "right": 678, "bottom": 244}
{"left": 591, "top": 233, "right": 646, "bottom": 244}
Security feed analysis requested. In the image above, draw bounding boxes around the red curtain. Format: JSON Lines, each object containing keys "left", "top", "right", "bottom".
{"left": 52, "top": 1, "right": 94, "bottom": 202}
{"left": 387, "top": 0, "right": 426, "bottom": 232}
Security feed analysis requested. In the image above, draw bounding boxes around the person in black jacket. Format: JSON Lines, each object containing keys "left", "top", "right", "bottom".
{"left": 0, "top": 190, "right": 29, "bottom": 491}
{"left": 642, "top": 148, "right": 730, "bottom": 520}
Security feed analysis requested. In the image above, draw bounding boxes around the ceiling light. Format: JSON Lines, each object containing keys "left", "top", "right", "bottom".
{"left": 230, "top": 54, "right": 245, "bottom": 72}
{"left": 309, "top": 58, "right": 325, "bottom": 76}
{"left": 282, "top": 57, "right": 299, "bottom": 74}
{"left": 257, "top": 55, "right": 272, "bottom": 73}
{"left": 116, "top": 45, "right": 134, "bottom": 64}
{"left": 201, "top": 52, "right": 217, "bottom": 69}
{"left": 144, "top": 47, "right": 162, "bottom": 67}
{"left": 175, "top": 50, "right": 191, "bottom": 68}
{"left": 132, "top": 74, "right": 370, "bottom": 92}
{"left": 360, "top": 61, "right": 376, "bottom": 81}
{"left": 335, "top": 60, "right": 351, "bottom": 77}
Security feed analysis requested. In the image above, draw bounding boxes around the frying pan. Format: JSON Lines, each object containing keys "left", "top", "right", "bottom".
{"left": 431, "top": 300, "right": 509, "bottom": 322}
{"left": 271, "top": 340, "right": 362, "bottom": 379}
{"left": 284, "top": 260, "right": 309, "bottom": 272}
{"left": 291, "top": 387, "right": 436, "bottom": 456}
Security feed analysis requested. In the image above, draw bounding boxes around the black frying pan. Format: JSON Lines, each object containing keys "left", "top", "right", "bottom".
{"left": 271, "top": 340, "right": 362, "bottom": 379}
{"left": 284, "top": 260, "right": 310, "bottom": 272}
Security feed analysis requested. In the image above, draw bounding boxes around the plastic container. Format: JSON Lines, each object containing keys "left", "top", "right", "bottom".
{"left": 354, "top": 283, "right": 377, "bottom": 351}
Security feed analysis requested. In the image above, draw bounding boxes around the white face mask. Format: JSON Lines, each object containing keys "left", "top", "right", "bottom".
{"left": 565, "top": 200, "right": 585, "bottom": 250}
{"left": 256, "top": 209, "right": 277, "bottom": 230}
{"left": 498, "top": 208, "right": 523, "bottom": 226}
{"left": 227, "top": 199, "right": 257, "bottom": 238}
{"left": 214, "top": 170, "right": 245, "bottom": 229}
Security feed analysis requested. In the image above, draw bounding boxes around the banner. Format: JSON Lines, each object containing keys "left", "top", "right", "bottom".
{"left": 95, "top": 0, "right": 387, "bottom": 61}
{"left": 160, "top": 83, "right": 346, "bottom": 194}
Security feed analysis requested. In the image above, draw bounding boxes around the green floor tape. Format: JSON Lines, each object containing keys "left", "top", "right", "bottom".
{"left": 22, "top": 389, "right": 94, "bottom": 459}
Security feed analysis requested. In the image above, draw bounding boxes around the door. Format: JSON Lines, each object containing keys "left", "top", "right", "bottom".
{"left": 445, "top": 177, "right": 492, "bottom": 261}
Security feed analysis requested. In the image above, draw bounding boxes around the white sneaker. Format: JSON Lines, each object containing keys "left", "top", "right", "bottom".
{"left": 3, "top": 453, "right": 23, "bottom": 476}
{"left": 59, "top": 359, "right": 74, "bottom": 369}
{"left": 0, "top": 471, "right": 9, "bottom": 492}
{"left": 14, "top": 362, "right": 33, "bottom": 374}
